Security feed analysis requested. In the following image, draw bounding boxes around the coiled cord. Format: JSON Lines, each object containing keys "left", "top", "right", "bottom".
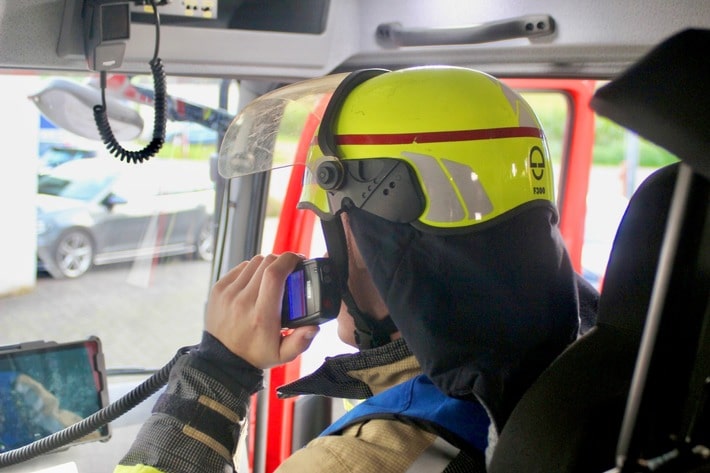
{"left": 94, "top": 0, "right": 166, "bottom": 164}
{"left": 0, "top": 345, "right": 195, "bottom": 468}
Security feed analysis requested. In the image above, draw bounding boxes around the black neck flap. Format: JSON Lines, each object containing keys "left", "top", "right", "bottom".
{"left": 320, "top": 217, "right": 398, "bottom": 349}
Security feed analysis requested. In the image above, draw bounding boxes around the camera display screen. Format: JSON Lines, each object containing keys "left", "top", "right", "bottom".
{"left": 281, "top": 258, "right": 340, "bottom": 328}
{"left": 284, "top": 269, "right": 308, "bottom": 321}
{"left": 0, "top": 340, "right": 108, "bottom": 452}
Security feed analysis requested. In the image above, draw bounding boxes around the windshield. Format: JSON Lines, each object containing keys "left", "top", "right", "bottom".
{"left": 2, "top": 71, "right": 229, "bottom": 372}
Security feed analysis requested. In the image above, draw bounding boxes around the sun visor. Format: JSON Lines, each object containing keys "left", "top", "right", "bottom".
{"left": 218, "top": 73, "right": 347, "bottom": 179}
{"left": 590, "top": 28, "right": 710, "bottom": 180}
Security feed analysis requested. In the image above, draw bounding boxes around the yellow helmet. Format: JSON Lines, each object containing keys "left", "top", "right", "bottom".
{"left": 217, "top": 66, "right": 555, "bottom": 233}
{"left": 299, "top": 66, "right": 554, "bottom": 233}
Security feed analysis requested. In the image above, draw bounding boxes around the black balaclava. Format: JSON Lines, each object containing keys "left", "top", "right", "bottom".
{"left": 345, "top": 203, "right": 580, "bottom": 431}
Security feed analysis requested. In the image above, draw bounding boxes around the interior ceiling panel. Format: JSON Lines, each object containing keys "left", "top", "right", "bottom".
{"left": 0, "top": 0, "right": 708, "bottom": 81}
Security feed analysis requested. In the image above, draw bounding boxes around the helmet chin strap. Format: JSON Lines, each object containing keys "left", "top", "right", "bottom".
{"left": 320, "top": 217, "right": 398, "bottom": 350}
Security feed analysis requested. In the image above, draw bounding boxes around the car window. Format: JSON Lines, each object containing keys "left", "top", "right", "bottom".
{"left": 583, "top": 110, "right": 678, "bottom": 288}
{"left": 1, "top": 71, "right": 224, "bottom": 372}
{"left": 517, "top": 87, "right": 676, "bottom": 290}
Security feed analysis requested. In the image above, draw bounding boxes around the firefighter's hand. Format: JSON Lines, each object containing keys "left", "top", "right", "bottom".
{"left": 205, "top": 252, "right": 320, "bottom": 369}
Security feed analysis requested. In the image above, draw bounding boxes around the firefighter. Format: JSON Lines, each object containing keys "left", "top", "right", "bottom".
{"left": 116, "top": 66, "right": 596, "bottom": 473}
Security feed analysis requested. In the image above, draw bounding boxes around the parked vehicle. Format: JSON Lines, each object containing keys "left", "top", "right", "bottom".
{"left": 36, "top": 158, "right": 214, "bottom": 278}
{"left": 37, "top": 146, "right": 98, "bottom": 175}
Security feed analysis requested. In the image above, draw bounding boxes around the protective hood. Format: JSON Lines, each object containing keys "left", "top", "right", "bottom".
{"left": 345, "top": 203, "right": 580, "bottom": 430}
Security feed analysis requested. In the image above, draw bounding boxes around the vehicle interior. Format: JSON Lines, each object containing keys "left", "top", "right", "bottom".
{"left": 0, "top": 1, "right": 707, "bottom": 472}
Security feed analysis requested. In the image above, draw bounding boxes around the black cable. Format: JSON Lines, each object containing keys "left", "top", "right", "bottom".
{"left": 0, "top": 345, "right": 195, "bottom": 468}
{"left": 94, "top": 0, "right": 166, "bottom": 164}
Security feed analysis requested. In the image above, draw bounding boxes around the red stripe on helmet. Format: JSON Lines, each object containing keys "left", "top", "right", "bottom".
{"left": 335, "top": 126, "right": 542, "bottom": 145}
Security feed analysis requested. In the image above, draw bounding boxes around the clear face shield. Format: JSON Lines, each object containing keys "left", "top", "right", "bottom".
{"left": 218, "top": 69, "right": 427, "bottom": 225}
{"left": 218, "top": 74, "right": 352, "bottom": 221}
{"left": 217, "top": 73, "right": 347, "bottom": 180}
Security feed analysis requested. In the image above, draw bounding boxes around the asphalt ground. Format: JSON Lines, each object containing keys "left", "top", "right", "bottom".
{"left": 0, "top": 258, "right": 211, "bottom": 370}
{"left": 0, "top": 255, "right": 354, "bottom": 374}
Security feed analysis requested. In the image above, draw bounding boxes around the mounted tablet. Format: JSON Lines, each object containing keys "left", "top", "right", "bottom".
{"left": 0, "top": 337, "right": 110, "bottom": 452}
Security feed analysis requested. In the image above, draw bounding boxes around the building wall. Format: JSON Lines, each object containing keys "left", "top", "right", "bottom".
{"left": 0, "top": 75, "right": 41, "bottom": 296}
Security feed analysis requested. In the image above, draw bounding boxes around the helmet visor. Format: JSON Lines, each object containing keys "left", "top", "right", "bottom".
{"left": 218, "top": 73, "right": 347, "bottom": 179}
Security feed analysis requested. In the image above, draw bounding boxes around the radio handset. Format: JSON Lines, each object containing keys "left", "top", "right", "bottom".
{"left": 81, "top": 0, "right": 168, "bottom": 163}
{"left": 83, "top": 0, "right": 130, "bottom": 72}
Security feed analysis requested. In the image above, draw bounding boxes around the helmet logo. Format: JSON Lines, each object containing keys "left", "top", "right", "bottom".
{"left": 529, "top": 146, "right": 545, "bottom": 181}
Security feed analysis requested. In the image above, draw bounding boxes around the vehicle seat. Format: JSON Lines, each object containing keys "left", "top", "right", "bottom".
{"left": 488, "top": 162, "right": 678, "bottom": 473}
{"left": 489, "top": 28, "right": 710, "bottom": 473}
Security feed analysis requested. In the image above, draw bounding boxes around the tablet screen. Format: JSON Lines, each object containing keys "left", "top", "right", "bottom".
{"left": 0, "top": 338, "right": 109, "bottom": 452}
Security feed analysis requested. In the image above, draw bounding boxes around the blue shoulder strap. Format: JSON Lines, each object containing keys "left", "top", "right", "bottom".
{"left": 320, "top": 374, "right": 490, "bottom": 452}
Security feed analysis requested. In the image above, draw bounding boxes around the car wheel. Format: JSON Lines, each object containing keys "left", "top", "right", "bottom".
{"left": 195, "top": 219, "right": 214, "bottom": 261}
{"left": 52, "top": 229, "right": 94, "bottom": 278}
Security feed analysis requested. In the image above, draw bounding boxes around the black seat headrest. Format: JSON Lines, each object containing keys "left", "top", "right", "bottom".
{"left": 591, "top": 28, "right": 710, "bottom": 179}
